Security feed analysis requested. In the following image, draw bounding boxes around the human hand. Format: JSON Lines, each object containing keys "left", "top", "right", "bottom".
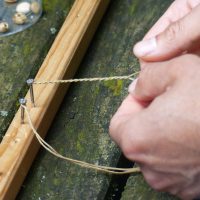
{"left": 133, "top": 0, "right": 200, "bottom": 63}
{"left": 109, "top": 55, "right": 200, "bottom": 199}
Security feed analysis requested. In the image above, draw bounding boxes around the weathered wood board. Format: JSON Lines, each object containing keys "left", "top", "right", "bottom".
{"left": 0, "top": 0, "right": 180, "bottom": 199}
{"left": 121, "top": 174, "right": 178, "bottom": 200}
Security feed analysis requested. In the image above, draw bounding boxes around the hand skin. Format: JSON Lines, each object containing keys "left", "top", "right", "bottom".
{"left": 109, "top": 1, "right": 200, "bottom": 199}
{"left": 134, "top": 0, "right": 200, "bottom": 63}
{"left": 109, "top": 55, "right": 200, "bottom": 200}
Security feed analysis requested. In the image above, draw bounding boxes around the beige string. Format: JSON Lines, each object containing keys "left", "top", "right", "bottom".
{"left": 23, "top": 71, "right": 141, "bottom": 174}
{"left": 22, "top": 106, "right": 140, "bottom": 175}
{"left": 33, "top": 72, "right": 139, "bottom": 85}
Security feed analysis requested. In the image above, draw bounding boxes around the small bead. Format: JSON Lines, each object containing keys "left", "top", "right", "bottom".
{"left": 30, "top": 2, "right": 41, "bottom": 14}
{"left": 16, "top": 2, "right": 31, "bottom": 14}
{"left": 13, "top": 12, "right": 27, "bottom": 25}
{"left": 0, "top": 22, "right": 9, "bottom": 33}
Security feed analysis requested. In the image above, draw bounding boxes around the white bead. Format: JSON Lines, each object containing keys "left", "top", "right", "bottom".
{"left": 16, "top": 2, "right": 31, "bottom": 14}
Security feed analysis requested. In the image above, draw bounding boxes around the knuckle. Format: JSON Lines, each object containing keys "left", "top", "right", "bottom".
{"left": 164, "top": 20, "right": 183, "bottom": 44}
{"left": 186, "top": 0, "right": 194, "bottom": 11}
{"left": 186, "top": 0, "right": 200, "bottom": 11}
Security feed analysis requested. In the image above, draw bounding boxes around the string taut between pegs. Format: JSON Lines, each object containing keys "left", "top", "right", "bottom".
{"left": 32, "top": 71, "right": 139, "bottom": 85}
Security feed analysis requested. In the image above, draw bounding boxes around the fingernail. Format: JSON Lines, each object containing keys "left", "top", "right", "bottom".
{"left": 128, "top": 78, "right": 138, "bottom": 94}
{"left": 133, "top": 37, "right": 157, "bottom": 58}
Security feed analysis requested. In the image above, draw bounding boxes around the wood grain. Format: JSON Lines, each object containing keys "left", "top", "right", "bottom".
{"left": 0, "top": 0, "right": 110, "bottom": 199}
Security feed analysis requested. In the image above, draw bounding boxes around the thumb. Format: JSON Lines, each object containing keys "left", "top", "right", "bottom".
{"left": 133, "top": 4, "right": 200, "bottom": 62}
{"left": 129, "top": 57, "right": 184, "bottom": 102}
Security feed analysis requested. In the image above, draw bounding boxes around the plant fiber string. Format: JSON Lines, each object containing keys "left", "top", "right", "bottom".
{"left": 22, "top": 105, "right": 140, "bottom": 175}
{"left": 23, "top": 71, "right": 141, "bottom": 174}
{"left": 33, "top": 72, "right": 139, "bottom": 85}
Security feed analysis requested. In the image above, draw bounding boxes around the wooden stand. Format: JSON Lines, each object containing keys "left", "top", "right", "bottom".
{"left": 0, "top": 0, "right": 110, "bottom": 199}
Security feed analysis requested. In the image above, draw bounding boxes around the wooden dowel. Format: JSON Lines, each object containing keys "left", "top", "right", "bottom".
{"left": 0, "top": 0, "right": 110, "bottom": 199}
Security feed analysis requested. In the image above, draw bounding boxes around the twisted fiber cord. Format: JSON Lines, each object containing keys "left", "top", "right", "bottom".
{"left": 33, "top": 72, "right": 139, "bottom": 85}
{"left": 22, "top": 105, "right": 141, "bottom": 175}
{"left": 23, "top": 71, "right": 141, "bottom": 174}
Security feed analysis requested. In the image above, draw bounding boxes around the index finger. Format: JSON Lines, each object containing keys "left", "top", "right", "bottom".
{"left": 144, "top": 0, "right": 200, "bottom": 40}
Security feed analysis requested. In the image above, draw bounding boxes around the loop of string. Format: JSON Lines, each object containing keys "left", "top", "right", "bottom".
{"left": 22, "top": 71, "right": 141, "bottom": 174}
{"left": 23, "top": 105, "right": 140, "bottom": 175}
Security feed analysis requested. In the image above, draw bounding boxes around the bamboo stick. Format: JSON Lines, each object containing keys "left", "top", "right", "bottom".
{"left": 0, "top": 0, "right": 110, "bottom": 199}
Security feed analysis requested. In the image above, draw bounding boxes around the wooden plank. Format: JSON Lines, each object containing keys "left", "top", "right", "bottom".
{"left": 121, "top": 174, "right": 178, "bottom": 200}
{"left": 0, "top": 0, "right": 110, "bottom": 199}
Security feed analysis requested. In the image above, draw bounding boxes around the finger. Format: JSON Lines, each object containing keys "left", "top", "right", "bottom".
{"left": 109, "top": 94, "right": 164, "bottom": 162}
{"left": 129, "top": 56, "right": 185, "bottom": 102}
{"left": 109, "top": 94, "right": 145, "bottom": 145}
{"left": 114, "top": 94, "right": 145, "bottom": 116}
{"left": 140, "top": 165, "right": 184, "bottom": 193}
{"left": 144, "top": 0, "right": 200, "bottom": 40}
{"left": 139, "top": 0, "right": 200, "bottom": 69}
{"left": 134, "top": 3, "right": 200, "bottom": 62}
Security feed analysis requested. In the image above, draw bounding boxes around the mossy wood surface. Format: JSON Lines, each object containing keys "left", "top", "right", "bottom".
{"left": 0, "top": 0, "right": 178, "bottom": 199}
{"left": 0, "top": 0, "right": 74, "bottom": 139}
{"left": 121, "top": 174, "right": 178, "bottom": 200}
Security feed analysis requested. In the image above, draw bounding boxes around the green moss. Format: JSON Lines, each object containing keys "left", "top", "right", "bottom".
{"left": 93, "top": 85, "right": 100, "bottom": 96}
{"left": 76, "top": 131, "right": 86, "bottom": 154}
{"left": 129, "top": 0, "right": 140, "bottom": 14}
{"left": 43, "top": 0, "right": 59, "bottom": 12}
{"left": 76, "top": 140, "right": 84, "bottom": 154}
{"left": 103, "top": 80, "right": 123, "bottom": 96}
{"left": 22, "top": 42, "right": 32, "bottom": 56}
{"left": 78, "top": 131, "right": 85, "bottom": 141}
{"left": 43, "top": 0, "right": 73, "bottom": 13}
{"left": 53, "top": 178, "right": 60, "bottom": 186}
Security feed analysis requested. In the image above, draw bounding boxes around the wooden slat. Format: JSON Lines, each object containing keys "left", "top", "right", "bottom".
{"left": 0, "top": 0, "right": 110, "bottom": 199}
